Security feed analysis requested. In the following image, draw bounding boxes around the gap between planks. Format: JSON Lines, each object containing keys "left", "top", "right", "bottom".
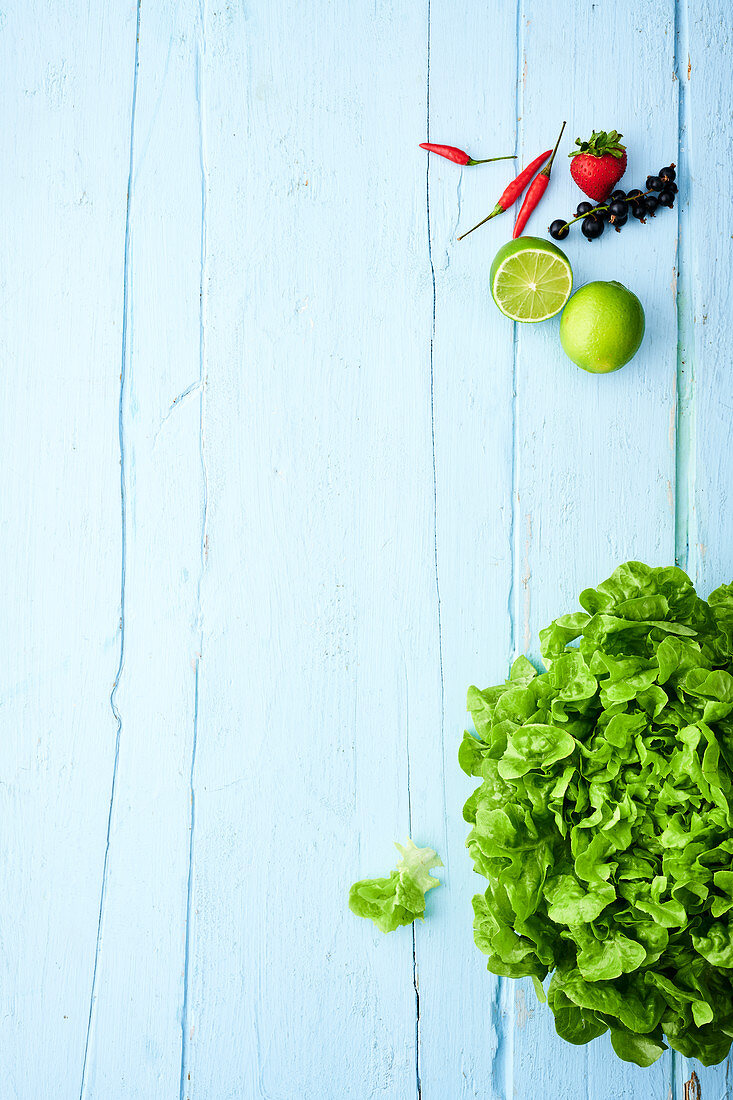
{"left": 674, "top": 0, "right": 696, "bottom": 584}
{"left": 179, "top": 4, "right": 210, "bottom": 1096}
{"left": 78, "top": 4, "right": 142, "bottom": 1097}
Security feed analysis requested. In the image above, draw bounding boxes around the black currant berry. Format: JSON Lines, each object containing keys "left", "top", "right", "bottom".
{"left": 659, "top": 165, "right": 676, "bottom": 183}
{"left": 575, "top": 201, "right": 594, "bottom": 217}
{"left": 610, "top": 190, "right": 627, "bottom": 202}
{"left": 549, "top": 219, "right": 570, "bottom": 240}
{"left": 612, "top": 213, "right": 628, "bottom": 230}
{"left": 644, "top": 194, "right": 659, "bottom": 214}
{"left": 630, "top": 201, "right": 646, "bottom": 220}
{"left": 608, "top": 200, "right": 628, "bottom": 219}
{"left": 646, "top": 175, "right": 663, "bottom": 192}
{"left": 581, "top": 214, "right": 604, "bottom": 240}
{"left": 658, "top": 189, "right": 675, "bottom": 208}
{"left": 626, "top": 189, "right": 644, "bottom": 202}
{"left": 666, "top": 181, "right": 678, "bottom": 194}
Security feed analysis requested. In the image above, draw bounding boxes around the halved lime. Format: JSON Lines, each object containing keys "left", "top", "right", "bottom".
{"left": 490, "top": 236, "right": 573, "bottom": 323}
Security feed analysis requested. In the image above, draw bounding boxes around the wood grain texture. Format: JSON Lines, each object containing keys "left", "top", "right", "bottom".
{"left": 683, "top": 0, "right": 733, "bottom": 597}
{"left": 77, "top": 3, "right": 207, "bottom": 1095}
{"left": 0, "top": 3, "right": 138, "bottom": 1096}
{"left": 418, "top": 2, "right": 518, "bottom": 1096}
{"left": 512, "top": 1, "right": 679, "bottom": 1095}
{"left": 3, "top": 0, "right": 733, "bottom": 1097}
{"left": 675, "top": 2, "right": 733, "bottom": 1096}
{"left": 183, "top": 1, "right": 431, "bottom": 1096}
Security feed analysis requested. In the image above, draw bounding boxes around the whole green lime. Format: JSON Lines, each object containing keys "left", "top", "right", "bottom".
{"left": 490, "top": 236, "right": 573, "bottom": 323}
{"left": 560, "top": 281, "right": 645, "bottom": 373}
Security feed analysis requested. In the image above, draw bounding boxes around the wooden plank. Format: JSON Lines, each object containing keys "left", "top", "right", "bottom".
{"left": 76, "top": 3, "right": 207, "bottom": 1095}
{"left": 683, "top": 2, "right": 733, "bottom": 592}
{"left": 182, "top": 1, "right": 433, "bottom": 1096}
{"left": 0, "top": 2, "right": 138, "bottom": 1096}
{"left": 414, "top": 0, "right": 518, "bottom": 1096}
{"left": 513, "top": 0, "right": 678, "bottom": 1095}
{"left": 679, "top": 1, "right": 733, "bottom": 1095}
{"left": 4, "top": 1, "right": 732, "bottom": 1096}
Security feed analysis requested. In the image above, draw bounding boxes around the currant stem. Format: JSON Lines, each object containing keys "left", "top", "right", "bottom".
{"left": 557, "top": 187, "right": 655, "bottom": 233}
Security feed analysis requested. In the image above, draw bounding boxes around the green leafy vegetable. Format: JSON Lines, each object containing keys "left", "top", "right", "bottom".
{"left": 349, "top": 839, "right": 442, "bottom": 933}
{"left": 461, "top": 561, "right": 733, "bottom": 1066}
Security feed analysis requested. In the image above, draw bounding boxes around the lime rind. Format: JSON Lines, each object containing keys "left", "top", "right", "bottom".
{"left": 491, "top": 248, "right": 573, "bottom": 323}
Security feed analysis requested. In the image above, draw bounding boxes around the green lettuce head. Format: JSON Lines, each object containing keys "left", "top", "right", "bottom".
{"left": 461, "top": 561, "right": 733, "bottom": 1067}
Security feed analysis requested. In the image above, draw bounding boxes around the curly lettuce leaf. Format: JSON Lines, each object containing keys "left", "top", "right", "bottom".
{"left": 349, "top": 839, "right": 442, "bottom": 933}
{"left": 463, "top": 561, "right": 733, "bottom": 1067}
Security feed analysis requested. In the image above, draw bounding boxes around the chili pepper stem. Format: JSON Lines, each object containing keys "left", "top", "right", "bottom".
{"left": 457, "top": 202, "right": 504, "bottom": 240}
{"left": 458, "top": 147, "right": 553, "bottom": 241}
{"left": 540, "top": 121, "right": 566, "bottom": 177}
{"left": 466, "top": 155, "right": 517, "bottom": 166}
{"left": 511, "top": 125, "right": 565, "bottom": 239}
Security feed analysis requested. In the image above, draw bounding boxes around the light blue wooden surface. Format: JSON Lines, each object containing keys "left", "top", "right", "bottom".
{"left": 1, "top": 1, "right": 732, "bottom": 1097}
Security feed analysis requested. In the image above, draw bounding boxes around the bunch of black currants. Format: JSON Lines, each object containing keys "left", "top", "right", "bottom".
{"left": 549, "top": 165, "right": 677, "bottom": 242}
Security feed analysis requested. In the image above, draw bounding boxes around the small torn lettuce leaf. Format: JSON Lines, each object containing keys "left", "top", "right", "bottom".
{"left": 349, "top": 839, "right": 442, "bottom": 933}
{"left": 463, "top": 561, "right": 733, "bottom": 1067}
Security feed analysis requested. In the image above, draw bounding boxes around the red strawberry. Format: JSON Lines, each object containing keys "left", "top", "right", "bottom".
{"left": 569, "top": 129, "right": 627, "bottom": 202}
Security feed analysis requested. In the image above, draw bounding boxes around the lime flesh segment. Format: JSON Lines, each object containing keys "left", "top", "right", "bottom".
{"left": 491, "top": 246, "right": 573, "bottom": 323}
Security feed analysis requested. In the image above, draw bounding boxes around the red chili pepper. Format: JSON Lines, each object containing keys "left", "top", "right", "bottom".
{"left": 419, "top": 143, "right": 516, "bottom": 167}
{"left": 457, "top": 148, "right": 552, "bottom": 240}
{"left": 512, "top": 121, "right": 566, "bottom": 239}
